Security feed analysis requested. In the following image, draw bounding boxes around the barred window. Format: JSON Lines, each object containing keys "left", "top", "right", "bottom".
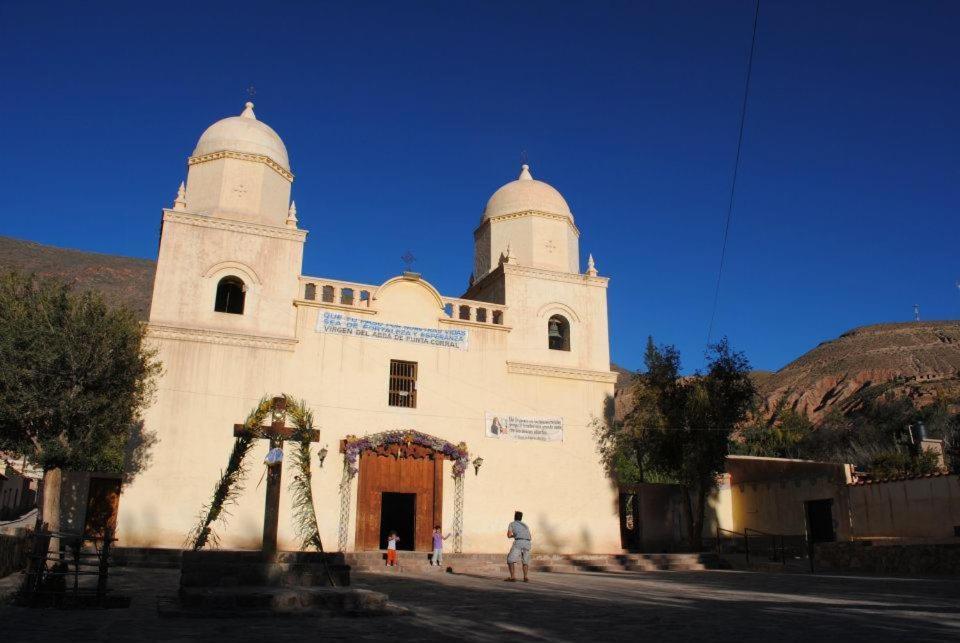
{"left": 388, "top": 360, "right": 417, "bottom": 408}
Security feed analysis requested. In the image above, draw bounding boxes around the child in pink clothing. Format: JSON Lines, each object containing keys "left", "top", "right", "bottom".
{"left": 431, "top": 525, "right": 451, "bottom": 566}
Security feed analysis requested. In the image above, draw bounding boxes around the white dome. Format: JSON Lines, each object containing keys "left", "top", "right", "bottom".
{"left": 482, "top": 165, "right": 572, "bottom": 222}
{"left": 192, "top": 102, "right": 289, "bottom": 171}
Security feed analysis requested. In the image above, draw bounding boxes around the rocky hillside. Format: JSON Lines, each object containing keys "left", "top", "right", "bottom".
{"left": 611, "top": 323, "right": 960, "bottom": 425}
{"left": 759, "top": 322, "right": 960, "bottom": 422}
{"left": 0, "top": 236, "right": 155, "bottom": 319}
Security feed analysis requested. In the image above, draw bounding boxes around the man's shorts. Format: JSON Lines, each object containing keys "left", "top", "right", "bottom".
{"left": 507, "top": 539, "right": 532, "bottom": 564}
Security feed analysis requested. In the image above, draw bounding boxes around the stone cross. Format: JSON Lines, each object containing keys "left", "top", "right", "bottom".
{"left": 233, "top": 397, "right": 320, "bottom": 558}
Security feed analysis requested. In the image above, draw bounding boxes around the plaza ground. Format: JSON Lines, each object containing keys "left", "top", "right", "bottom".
{"left": 2, "top": 565, "right": 959, "bottom": 641}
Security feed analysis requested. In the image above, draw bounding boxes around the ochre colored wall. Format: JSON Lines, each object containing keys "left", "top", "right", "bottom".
{"left": 848, "top": 475, "right": 960, "bottom": 540}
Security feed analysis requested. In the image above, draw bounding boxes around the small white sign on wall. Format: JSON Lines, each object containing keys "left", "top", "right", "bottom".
{"left": 485, "top": 412, "right": 564, "bottom": 442}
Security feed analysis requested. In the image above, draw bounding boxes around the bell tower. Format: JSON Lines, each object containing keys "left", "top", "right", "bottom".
{"left": 473, "top": 164, "right": 580, "bottom": 279}
{"left": 182, "top": 102, "right": 293, "bottom": 227}
{"left": 148, "top": 103, "right": 305, "bottom": 339}
{"left": 467, "top": 164, "right": 609, "bottom": 374}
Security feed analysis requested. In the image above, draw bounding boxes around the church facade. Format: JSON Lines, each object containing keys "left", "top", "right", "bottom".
{"left": 119, "top": 102, "right": 621, "bottom": 554}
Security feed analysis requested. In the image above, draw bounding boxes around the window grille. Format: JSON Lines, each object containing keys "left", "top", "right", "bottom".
{"left": 388, "top": 360, "right": 417, "bottom": 408}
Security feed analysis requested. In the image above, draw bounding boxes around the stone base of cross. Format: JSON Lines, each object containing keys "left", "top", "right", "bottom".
{"left": 233, "top": 397, "right": 320, "bottom": 558}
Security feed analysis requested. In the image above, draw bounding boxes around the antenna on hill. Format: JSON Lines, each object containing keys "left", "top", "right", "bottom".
{"left": 913, "top": 303, "right": 920, "bottom": 322}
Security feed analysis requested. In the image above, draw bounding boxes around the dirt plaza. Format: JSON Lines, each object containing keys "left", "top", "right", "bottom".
{"left": 2, "top": 565, "right": 959, "bottom": 642}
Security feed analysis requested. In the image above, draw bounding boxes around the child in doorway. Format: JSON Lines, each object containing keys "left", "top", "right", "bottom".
{"left": 431, "top": 526, "right": 451, "bottom": 567}
{"left": 386, "top": 531, "right": 400, "bottom": 567}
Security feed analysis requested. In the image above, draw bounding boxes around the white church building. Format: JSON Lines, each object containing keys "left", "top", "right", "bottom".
{"left": 119, "top": 102, "right": 621, "bottom": 554}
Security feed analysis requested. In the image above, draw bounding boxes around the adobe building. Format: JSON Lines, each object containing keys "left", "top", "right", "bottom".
{"left": 118, "top": 102, "right": 620, "bottom": 553}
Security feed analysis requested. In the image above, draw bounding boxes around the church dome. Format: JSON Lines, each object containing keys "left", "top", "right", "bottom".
{"left": 482, "top": 164, "right": 573, "bottom": 222}
{"left": 192, "top": 102, "right": 290, "bottom": 171}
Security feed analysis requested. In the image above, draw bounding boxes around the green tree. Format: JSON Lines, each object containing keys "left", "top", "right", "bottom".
{"left": 594, "top": 338, "right": 673, "bottom": 485}
{"left": 0, "top": 271, "right": 161, "bottom": 530}
{"left": 643, "top": 337, "right": 755, "bottom": 550}
{"left": 735, "top": 398, "right": 814, "bottom": 459}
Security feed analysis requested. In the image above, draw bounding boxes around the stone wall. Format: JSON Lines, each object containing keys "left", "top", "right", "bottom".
{"left": 816, "top": 541, "right": 960, "bottom": 576}
{"left": 0, "top": 533, "right": 28, "bottom": 578}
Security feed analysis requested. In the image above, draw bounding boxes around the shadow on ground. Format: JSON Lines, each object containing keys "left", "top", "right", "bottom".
{"left": 1, "top": 566, "right": 958, "bottom": 642}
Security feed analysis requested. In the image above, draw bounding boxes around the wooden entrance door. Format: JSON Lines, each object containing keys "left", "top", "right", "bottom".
{"left": 83, "top": 477, "right": 121, "bottom": 538}
{"left": 356, "top": 446, "right": 443, "bottom": 551}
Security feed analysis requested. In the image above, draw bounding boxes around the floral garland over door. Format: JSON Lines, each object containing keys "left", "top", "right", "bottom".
{"left": 338, "top": 430, "right": 470, "bottom": 553}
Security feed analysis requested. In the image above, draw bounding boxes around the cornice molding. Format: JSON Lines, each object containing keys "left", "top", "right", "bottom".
{"left": 162, "top": 210, "right": 308, "bottom": 242}
{"left": 503, "top": 264, "right": 609, "bottom": 288}
{"left": 507, "top": 361, "right": 619, "bottom": 384}
{"left": 438, "top": 317, "right": 511, "bottom": 332}
{"left": 294, "top": 299, "right": 378, "bottom": 315}
{"left": 474, "top": 210, "right": 580, "bottom": 237}
{"left": 147, "top": 323, "right": 298, "bottom": 352}
{"left": 188, "top": 150, "right": 294, "bottom": 182}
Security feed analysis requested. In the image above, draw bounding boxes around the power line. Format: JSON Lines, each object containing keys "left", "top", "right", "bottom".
{"left": 706, "top": 0, "right": 761, "bottom": 346}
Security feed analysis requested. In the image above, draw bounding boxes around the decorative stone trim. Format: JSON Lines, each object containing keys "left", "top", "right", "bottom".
{"left": 474, "top": 210, "right": 580, "bottom": 236}
{"left": 163, "top": 210, "right": 308, "bottom": 242}
{"left": 507, "top": 361, "right": 619, "bottom": 383}
{"left": 503, "top": 263, "right": 609, "bottom": 287}
{"left": 294, "top": 299, "right": 378, "bottom": 315}
{"left": 147, "top": 323, "right": 298, "bottom": 352}
{"left": 188, "top": 150, "right": 294, "bottom": 182}
{"left": 438, "top": 317, "right": 511, "bottom": 332}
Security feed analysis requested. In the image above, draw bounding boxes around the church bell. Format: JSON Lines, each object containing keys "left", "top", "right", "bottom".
{"left": 548, "top": 319, "right": 562, "bottom": 339}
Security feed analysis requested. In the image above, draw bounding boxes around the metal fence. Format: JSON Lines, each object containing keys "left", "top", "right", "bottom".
{"left": 19, "top": 528, "right": 115, "bottom": 607}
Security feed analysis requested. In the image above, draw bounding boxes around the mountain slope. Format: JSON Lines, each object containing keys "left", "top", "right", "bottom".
{"left": 759, "top": 322, "right": 960, "bottom": 421}
{"left": 0, "top": 235, "right": 156, "bottom": 319}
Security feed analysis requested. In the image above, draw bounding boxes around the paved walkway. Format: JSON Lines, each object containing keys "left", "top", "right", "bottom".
{"left": 1, "top": 566, "right": 958, "bottom": 641}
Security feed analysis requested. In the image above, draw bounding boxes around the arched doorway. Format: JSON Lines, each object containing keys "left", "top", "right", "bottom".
{"left": 340, "top": 431, "right": 469, "bottom": 552}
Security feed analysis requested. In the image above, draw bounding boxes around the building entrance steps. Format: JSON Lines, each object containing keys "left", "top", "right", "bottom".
{"left": 345, "top": 551, "right": 725, "bottom": 574}
{"left": 110, "top": 547, "right": 726, "bottom": 575}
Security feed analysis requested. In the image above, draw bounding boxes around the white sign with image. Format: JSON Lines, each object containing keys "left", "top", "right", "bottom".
{"left": 484, "top": 412, "right": 564, "bottom": 442}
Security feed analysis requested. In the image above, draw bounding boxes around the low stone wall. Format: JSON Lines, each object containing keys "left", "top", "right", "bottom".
{"left": 816, "top": 541, "right": 960, "bottom": 576}
{"left": 0, "top": 533, "right": 28, "bottom": 578}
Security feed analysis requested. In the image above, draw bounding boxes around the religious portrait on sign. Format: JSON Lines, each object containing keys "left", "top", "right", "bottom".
{"left": 484, "top": 412, "right": 563, "bottom": 442}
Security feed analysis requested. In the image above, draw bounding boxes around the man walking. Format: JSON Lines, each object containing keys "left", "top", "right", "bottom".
{"left": 506, "top": 510, "right": 532, "bottom": 582}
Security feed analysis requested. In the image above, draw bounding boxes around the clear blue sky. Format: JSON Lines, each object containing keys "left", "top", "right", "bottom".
{"left": 1, "top": 1, "right": 957, "bottom": 373}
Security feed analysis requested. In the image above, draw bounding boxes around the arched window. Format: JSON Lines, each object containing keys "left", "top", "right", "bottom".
{"left": 214, "top": 276, "right": 245, "bottom": 314}
{"left": 459, "top": 305, "right": 471, "bottom": 320}
{"left": 321, "top": 285, "right": 335, "bottom": 303}
{"left": 304, "top": 283, "right": 317, "bottom": 300}
{"left": 492, "top": 310, "right": 503, "bottom": 325}
{"left": 360, "top": 290, "right": 371, "bottom": 306}
{"left": 476, "top": 308, "right": 487, "bottom": 323}
{"left": 548, "top": 314, "right": 570, "bottom": 351}
{"left": 341, "top": 288, "right": 354, "bottom": 305}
